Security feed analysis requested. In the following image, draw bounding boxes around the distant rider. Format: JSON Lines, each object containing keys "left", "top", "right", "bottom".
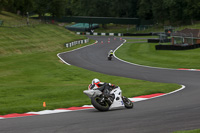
{"left": 88, "top": 78, "right": 116, "bottom": 102}
{"left": 108, "top": 50, "right": 114, "bottom": 58}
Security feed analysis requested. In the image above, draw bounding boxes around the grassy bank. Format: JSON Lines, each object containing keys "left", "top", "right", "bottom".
{"left": 115, "top": 39, "right": 200, "bottom": 69}
{"left": 174, "top": 129, "right": 200, "bottom": 133}
{"left": 0, "top": 12, "right": 180, "bottom": 115}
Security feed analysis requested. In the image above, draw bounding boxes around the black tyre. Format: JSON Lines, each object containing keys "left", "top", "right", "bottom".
{"left": 122, "top": 96, "right": 133, "bottom": 109}
{"left": 108, "top": 56, "right": 112, "bottom": 60}
{"left": 91, "top": 96, "right": 110, "bottom": 111}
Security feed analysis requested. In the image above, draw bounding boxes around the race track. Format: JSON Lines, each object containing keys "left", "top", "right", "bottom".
{"left": 0, "top": 36, "right": 200, "bottom": 133}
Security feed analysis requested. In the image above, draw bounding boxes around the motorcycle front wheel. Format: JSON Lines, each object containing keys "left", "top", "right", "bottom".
{"left": 122, "top": 96, "right": 133, "bottom": 109}
{"left": 91, "top": 96, "right": 110, "bottom": 111}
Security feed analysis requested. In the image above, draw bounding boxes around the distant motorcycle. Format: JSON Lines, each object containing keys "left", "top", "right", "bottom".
{"left": 108, "top": 50, "right": 114, "bottom": 61}
{"left": 83, "top": 86, "right": 133, "bottom": 111}
{"left": 108, "top": 54, "right": 113, "bottom": 60}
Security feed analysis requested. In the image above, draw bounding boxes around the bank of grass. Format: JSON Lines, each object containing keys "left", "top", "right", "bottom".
{"left": 115, "top": 40, "right": 200, "bottom": 69}
{"left": 0, "top": 11, "right": 41, "bottom": 26}
{"left": 0, "top": 12, "right": 180, "bottom": 115}
{"left": 174, "top": 129, "right": 200, "bottom": 133}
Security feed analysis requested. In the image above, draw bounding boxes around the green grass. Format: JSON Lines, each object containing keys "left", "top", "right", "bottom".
{"left": 0, "top": 11, "right": 41, "bottom": 27}
{"left": 174, "top": 129, "right": 200, "bottom": 133}
{"left": 115, "top": 41, "right": 200, "bottom": 69}
{"left": 0, "top": 12, "right": 180, "bottom": 115}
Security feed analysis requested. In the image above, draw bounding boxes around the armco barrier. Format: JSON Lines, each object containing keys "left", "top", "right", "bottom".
{"left": 155, "top": 44, "right": 200, "bottom": 50}
{"left": 148, "top": 39, "right": 160, "bottom": 43}
{"left": 148, "top": 39, "right": 171, "bottom": 43}
{"left": 65, "top": 38, "right": 89, "bottom": 48}
{"left": 76, "top": 32, "right": 122, "bottom": 36}
{"left": 76, "top": 32, "right": 164, "bottom": 37}
{"left": 123, "top": 33, "right": 152, "bottom": 36}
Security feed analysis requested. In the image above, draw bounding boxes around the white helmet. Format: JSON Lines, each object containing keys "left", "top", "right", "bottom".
{"left": 92, "top": 78, "right": 100, "bottom": 85}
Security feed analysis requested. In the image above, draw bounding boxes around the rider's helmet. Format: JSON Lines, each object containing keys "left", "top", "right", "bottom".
{"left": 110, "top": 50, "right": 113, "bottom": 53}
{"left": 92, "top": 78, "right": 100, "bottom": 85}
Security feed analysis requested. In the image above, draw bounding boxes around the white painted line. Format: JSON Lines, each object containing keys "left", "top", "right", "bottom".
{"left": 113, "top": 40, "right": 186, "bottom": 101}
{"left": 57, "top": 53, "right": 71, "bottom": 65}
{"left": 113, "top": 39, "right": 200, "bottom": 72}
{"left": 160, "top": 85, "right": 185, "bottom": 96}
{"left": 57, "top": 41, "right": 98, "bottom": 66}
{"left": 133, "top": 85, "right": 185, "bottom": 103}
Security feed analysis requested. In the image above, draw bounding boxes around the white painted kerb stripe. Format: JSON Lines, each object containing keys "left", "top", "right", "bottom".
{"left": 82, "top": 105, "right": 94, "bottom": 108}
{"left": 129, "top": 98, "right": 147, "bottom": 102}
{"left": 27, "top": 110, "right": 71, "bottom": 115}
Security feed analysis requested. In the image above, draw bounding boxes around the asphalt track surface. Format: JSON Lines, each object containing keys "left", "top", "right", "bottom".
{"left": 1, "top": 36, "right": 200, "bottom": 133}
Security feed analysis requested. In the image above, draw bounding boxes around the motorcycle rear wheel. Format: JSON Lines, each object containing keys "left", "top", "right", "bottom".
{"left": 91, "top": 96, "right": 110, "bottom": 111}
{"left": 122, "top": 96, "right": 133, "bottom": 109}
{"left": 108, "top": 56, "right": 112, "bottom": 60}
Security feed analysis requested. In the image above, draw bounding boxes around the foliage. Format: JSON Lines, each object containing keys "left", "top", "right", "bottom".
{"left": 1, "top": 0, "right": 200, "bottom": 25}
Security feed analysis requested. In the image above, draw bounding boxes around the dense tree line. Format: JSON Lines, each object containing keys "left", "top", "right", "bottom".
{"left": 1, "top": 0, "right": 200, "bottom": 25}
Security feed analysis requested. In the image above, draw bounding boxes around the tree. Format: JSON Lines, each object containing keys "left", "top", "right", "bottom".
{"left": 137, "top": 0, "right": 153, "bottom": 20}
{"left": 34, "top": 0, "right": 50, "bottom": 19}
{"left": 49, "top": 0, "right": 67, "bottom": 18}
{"left": 184, "top": 0, "right": 200, "bottom": 24}
{"left": 68, "top": 0, "right": 112, "bottom": 17}
{"left": 111, "top": 0, "right": 136, "bottom": 17}
{"left": 0, "top": 0, "right": 8, "bottom": 12}
{"left": 12, "top": 0, "right": 34, "bottom": 16}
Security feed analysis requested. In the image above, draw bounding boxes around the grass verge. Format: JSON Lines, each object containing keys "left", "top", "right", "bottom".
{"left": 115, "top": 40, "right": 200, "bottom": 69}
{"left": 174, "top": 129, "right": 200, "bottom": 133}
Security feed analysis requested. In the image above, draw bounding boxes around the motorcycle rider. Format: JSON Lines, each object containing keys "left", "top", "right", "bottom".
{"left": 88, "top": 78, "right": 116, "bottom": 103}
{"left": 108, "top": 50, "right": 114, "bottom": 57}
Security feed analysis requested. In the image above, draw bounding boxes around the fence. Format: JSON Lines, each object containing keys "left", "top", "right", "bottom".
{"left": 0, "top": 19, "right": 42, "bottom": 27}
{"left": 65, "top": 38, "right": 90, "bottom": 48}
{"left": 155, "top": 43, "right": 200, "bottom": 50}
{"left": 76, "top": 32, "right": 123, "bottom": 36}
{"left": 0, "top": 20, "right": 3, "bottom": 26}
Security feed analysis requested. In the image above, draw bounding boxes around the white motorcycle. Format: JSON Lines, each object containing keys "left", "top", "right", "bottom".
{"left": 83, "top": 86, "right": 133, "bottom": 111}
{"left": 108, "top": 54, "right": 113, "bottom": 60}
